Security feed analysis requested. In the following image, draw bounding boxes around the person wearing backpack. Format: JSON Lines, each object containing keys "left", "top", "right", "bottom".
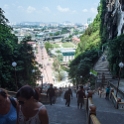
{"left": 76, "top": 86, "right": 85, "bottom": 109}
{"left": 0, "top": 88, "right": 18, "bottom": 124}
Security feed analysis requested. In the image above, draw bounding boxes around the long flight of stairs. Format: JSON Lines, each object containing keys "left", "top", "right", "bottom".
{"left": 93, "top": 51, "right": 112, "bottom": 87}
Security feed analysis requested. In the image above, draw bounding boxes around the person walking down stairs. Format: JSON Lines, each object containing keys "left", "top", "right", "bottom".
{"left": 47, "top": 84, "right": 55, "bottom": 105}
{"left": 76, "top": 86, "right": 85, "bottom": 109}
{"left": 64, "top": 88, "right": 73, "bottom": 107}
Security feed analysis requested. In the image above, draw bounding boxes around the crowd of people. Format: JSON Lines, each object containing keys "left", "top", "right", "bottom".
{"left": 0, "top": 84, "right": 64, "bottom": 124}
{"left": 0, "top": 82, "right": 111, "bottom": 124}
{"left": 64, "top": 86, "right": 86, "bottom": 109}
{"left": 0, "top": 85, "right": 49, "bottom": 124}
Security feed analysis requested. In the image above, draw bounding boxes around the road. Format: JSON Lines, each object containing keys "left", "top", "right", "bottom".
{"left": 36, "top": 43, "right": 54, "bottom": 84}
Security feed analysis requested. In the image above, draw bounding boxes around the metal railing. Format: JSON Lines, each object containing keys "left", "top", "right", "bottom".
{"left": 85, "top": 90, "right": 101, "bottom": 124}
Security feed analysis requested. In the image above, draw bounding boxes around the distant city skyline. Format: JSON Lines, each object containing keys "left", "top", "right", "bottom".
{"left": 1, "top": 0, "right": 100, "bottom": 24}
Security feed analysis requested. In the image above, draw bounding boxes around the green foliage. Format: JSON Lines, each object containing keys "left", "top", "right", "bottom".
{"left": 107, "top": 34, "right": 124, "bottom": 77}
{"left": 52, "top": 43, "right": 60, "bottom": 48}
{"left": 0, "top": 8, "right": 18, "bottom": 90}
{"left": 61, "top": 28, "right": 70, "bottom": 34}
{"left": 0, "top": 8, "right": 40, "bottom": 91}
{"left": 68, "top": 1, "right": 105, "bottom": 86}
{"left": 90, "top": 69, "right": 97, "bottom": 76}
{"left": 57, "top": 54, "right": 63, "bottom": 62}
{"left": 99, "top": 0, "right": 108, "bottom": 44}
{"left": 44, "top": 42, "right": 53, "bottom": 52}
{"left": 69, "top": 49, "right": 99, "bottom": 84}
{"left": 54, "top": 31, "right": 60, "bottom": 36}
{"left": 62, "top": 42, "right": 75, "bottom": 48}
{"left": 76, "top": 30, "right": 101, "bottom": 56}
{"left": 56, "top": 50, "right": 61, "bottom": 53}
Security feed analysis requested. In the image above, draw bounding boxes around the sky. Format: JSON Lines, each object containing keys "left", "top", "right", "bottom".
{"left": 0, "top": 0, "right": 100, "bottom": 24}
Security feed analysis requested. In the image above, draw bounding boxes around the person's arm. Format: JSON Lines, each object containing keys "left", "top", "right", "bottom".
{"left": 71, "top": 90, "right": 73, "bottom": 97}
{"left": 76, "top": 91, "right": 78, "bottom": 98}
{"left": 83, "top": 91, "right": 86, "bottom": 98}
{"left": 46, "top": 89, "right": 49, "bottom": 97}
{"left": 39, "top": 107, "right": 49, "bottom": 124}
{"left": 14, "top": 99, "right": 19, "bottom": 124}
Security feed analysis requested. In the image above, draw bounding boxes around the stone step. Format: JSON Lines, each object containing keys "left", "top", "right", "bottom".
{"left": 97, "top": 78, "right": 112, "bottom": 81}
{"left": 94, "top": 50, "right": 112, "bottom": 87}
{"left": 95, "top": 69, "right": 109, "bottom": 71}
{"left": 98, "top": 75, "right": 112, "bottom": 78}
{"left": 95, "top": 70, "right": 112, "bottom": 75}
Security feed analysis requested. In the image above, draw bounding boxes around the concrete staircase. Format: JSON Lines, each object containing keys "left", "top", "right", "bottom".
{"left": 93, "top": 51, "right": 112, "bottom": 87}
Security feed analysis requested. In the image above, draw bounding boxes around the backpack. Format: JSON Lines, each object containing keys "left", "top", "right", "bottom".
{"left": 48, "top": 88, "right": 55, "bottom": 97}
{"left": 9, "top": 97, "right": 17, "bottom": 108}
{"left": 64, "top": 91, "right": 67, "bottom": 99}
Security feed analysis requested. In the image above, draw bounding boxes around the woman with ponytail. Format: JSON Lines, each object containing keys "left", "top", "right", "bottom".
{"left": 16, "top": 85, "right": 49, "bottom": 124}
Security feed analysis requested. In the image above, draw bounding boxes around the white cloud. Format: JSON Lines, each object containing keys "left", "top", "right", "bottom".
{"left": 26, "top": 6, "right": 36, "bottom": 13}
{"left": 82, "top": 9, "right": 88, "bottom": 12}
{"left": 90, "top": 8, "right": 97, "bottom": 13}
{"left": 3, "top": 4, "right": 9, "bottom": 9}
{"left": 18, "top": 6, "right": 23, "bottom": 9}
{"left": 42, "top": 7, "right": 50, "bottom": 12}
{"left": 57, "top": 5, "right": 70, "bottom": 12}
{"left": 72, "top": 10, "right": 77, "bottom": 13}
{"left": 12, "top": 3, "right": 16, "bottom": 6}
{"left": 17, "top": 6, "right": 24, "bottom": 11}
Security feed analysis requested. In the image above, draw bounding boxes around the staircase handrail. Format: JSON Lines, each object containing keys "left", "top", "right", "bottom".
{"left": 85, "top": 90, "right": 101, "bottom": 124}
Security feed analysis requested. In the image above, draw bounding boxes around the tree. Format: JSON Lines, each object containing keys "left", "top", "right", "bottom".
{"left": 44, "top": 42, "right": 53, "bottom": 53}
{"left": 0, "top": 8, "right": 41, "bottom": 91}
{"left": 0, "top": 8, "right": 18, "bottom": 90}
{"left": 69, "top": 49, "right": 99, "bottom": 85}
{"left": 107, "top": 34, "right": 124, "bottom": 77}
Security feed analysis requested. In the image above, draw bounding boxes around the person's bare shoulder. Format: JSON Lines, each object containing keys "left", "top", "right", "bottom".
{"left": 39, "top": 106, "right": 49, "bottom": 124}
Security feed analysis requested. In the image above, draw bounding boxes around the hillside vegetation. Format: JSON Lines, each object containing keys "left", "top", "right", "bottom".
{"left": 69, "top": 0, "right": 124, "bottom": 85}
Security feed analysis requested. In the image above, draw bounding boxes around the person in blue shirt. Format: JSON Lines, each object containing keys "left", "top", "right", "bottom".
{"left": 105, "top": 86, "right": 110, "bottom": 99}
{"left": 0, "top": 89, "right": 18, "bottom": 124}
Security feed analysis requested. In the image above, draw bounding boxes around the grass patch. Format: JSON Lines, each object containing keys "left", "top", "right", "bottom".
{"left": 52, "top": 44, "right": 60, "bottom": 48}
{"left": 62, "top": 42, "right": 75, "bottom": 48}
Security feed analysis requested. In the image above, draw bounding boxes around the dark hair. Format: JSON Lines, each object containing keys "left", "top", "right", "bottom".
{"left": 16, "top": 85, "right": 39, "bottom": 100}
{"left": 0, "top": 89, "right": 7, "bottom": 98}
{"left": 80, "top": 86, "right": 83, "bottom": 89}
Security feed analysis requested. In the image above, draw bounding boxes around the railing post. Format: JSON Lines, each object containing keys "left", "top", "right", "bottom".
{"left": 87, "top": 90, "right": 94, "bottom": 124}
{"left": 116, "top": 98, "right": 121, "bottom": 109}
{"left": 86, "top": 97, "right": 88, "bottom": 116}
{"left": 98, "top": 87, "right": 101, "bottom": 95}
{"left": 88, "top": 104, "right": 96, "bottom": 124}
{"left": 87, "top": 90, "right": 93, "bottom": 98}
{"left": 110, "top": 88, "right": 114, "bottom": 99}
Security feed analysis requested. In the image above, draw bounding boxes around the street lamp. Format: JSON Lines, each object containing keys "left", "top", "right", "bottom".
{"left": 116, "top": 62, "right": 124, "bottom": 97}
{"left": 12, "top": 62, "right": 18, "bottom": 91}
{"left": 73, "top": 78, "right": 76, "bottom": 84}
{"left": 32, "top": 69, "right": 35, "bottom": 73}
{"left": 40, "top": 75, "right": 43, "bottom": 91}
{"left": 32, "top": 69, "right": 36, "bottom": 84}
{"left": 80, "top": 75, "right": 83, "bottom": 84}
